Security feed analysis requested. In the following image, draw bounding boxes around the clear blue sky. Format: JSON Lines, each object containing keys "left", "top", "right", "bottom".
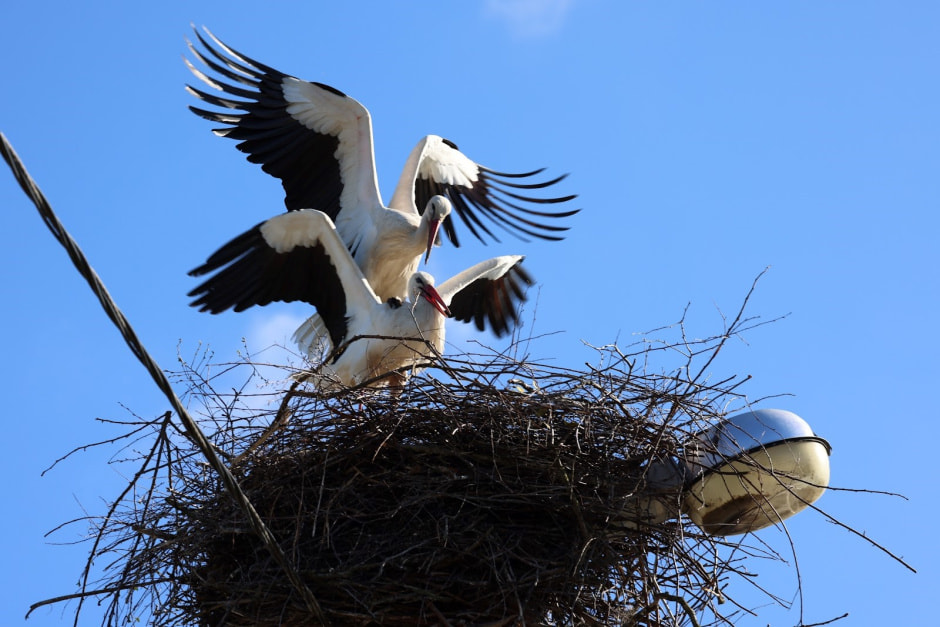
{"left": 2, "top": 2, "right": 936, "bottom": 625}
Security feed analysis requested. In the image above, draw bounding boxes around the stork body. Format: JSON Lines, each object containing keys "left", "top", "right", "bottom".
{"left": 317, "top": 271, "right": 451, "bottom": 390}
{"left": 188, "top": 210, "right": 533, "bottom": 390}
{"left": 352, "top": 195, "right": 450, "bottom": 304}
{"left": 185, "top": 27, "right": 576, "bottom": 305}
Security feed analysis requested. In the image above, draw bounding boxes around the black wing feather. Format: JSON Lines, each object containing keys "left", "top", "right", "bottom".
{"left": 448, "top": 260, "right": 535, "bottom": 337}
{"left": 415, "top": 140, "right": 581, "bottom": 247}
{"left": 187, "top": 222, "right": 349, "bottom": 349}
{"left": 186, "top": 27, "right": 344, "bottom": 216}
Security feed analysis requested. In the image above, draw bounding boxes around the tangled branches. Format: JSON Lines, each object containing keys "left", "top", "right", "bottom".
{"left": 32, "top": 296, "right": 806, "bottom": 627}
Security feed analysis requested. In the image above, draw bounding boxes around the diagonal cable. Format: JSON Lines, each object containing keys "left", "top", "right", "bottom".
{"left": 0, "top": 131, "right": 329, "bottom": 624}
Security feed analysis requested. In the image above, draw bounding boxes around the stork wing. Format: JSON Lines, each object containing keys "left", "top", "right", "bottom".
{"left": 187, "top": 210, "right": 379, "bottom": 350}
{"left": 437, "top": 255, "right": 534, "bottom": 337}
{"left": 388, "top": 135, "right": 580, "bottom": 247}
{"left": 185, "top": 27, "right": 383, "bottom": 236}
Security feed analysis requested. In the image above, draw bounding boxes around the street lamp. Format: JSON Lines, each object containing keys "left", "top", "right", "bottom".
{"left": 682, "top": 408, "right": 832, "bottom": 536}
{"left": 620, "top": 409, "right": 831, "bottom": 536}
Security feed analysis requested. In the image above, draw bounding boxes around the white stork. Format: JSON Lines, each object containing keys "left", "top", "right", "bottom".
{"left": 184, "top": 26, "right": 576, "bottom": 307}
{"left": 188, "top": 210, "right": 533, "bottom": 390}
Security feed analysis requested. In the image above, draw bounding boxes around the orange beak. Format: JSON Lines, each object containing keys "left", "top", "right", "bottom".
{"left": 424, "top": 218, "right": 442, "bottom": 264}
{"left": 421, "top": 284, "right": 452, "bottom": 317}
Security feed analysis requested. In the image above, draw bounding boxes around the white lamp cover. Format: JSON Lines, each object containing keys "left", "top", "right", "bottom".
{"left": 682, "top": 409, "right": 831, "bottom": 536}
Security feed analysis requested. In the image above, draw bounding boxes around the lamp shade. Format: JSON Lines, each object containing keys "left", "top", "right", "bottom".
{"left": 682, "top": 409, "right": 831, "bottom": 536}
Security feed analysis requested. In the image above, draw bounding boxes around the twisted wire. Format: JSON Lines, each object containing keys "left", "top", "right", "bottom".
{"left": 0, "top": 132, "right": 328, "bottom": 624}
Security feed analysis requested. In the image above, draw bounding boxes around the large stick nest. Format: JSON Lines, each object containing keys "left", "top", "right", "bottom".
{"left": 182, "top": 369, "right": 698, "bottom": 626}
{"left": 42, "top": 296, "right": 827, "bottom": 626}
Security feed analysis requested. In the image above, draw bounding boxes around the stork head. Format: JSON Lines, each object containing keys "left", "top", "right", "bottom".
{"left": 423, "top": 195, "right": 452, "bottom": 264}
{"left": 410, "top": 271, "right": 452, "bottom": 318}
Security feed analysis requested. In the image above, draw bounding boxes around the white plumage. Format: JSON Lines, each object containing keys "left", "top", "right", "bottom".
{"left": 188, "top": 210, "right": 533, "bottom": 390}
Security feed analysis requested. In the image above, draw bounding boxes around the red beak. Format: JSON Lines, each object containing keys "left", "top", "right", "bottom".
{"left": 421, "top": 284, "right": 452, "bottom": 317}
{"left": 424, "top": 219, "right": 442, "bottom": 265}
